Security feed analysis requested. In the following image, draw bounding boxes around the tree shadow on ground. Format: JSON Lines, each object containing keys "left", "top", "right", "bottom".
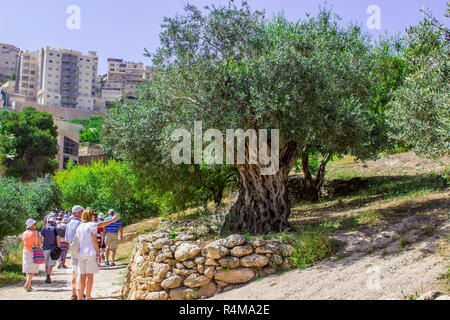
{"left": 288, "top": 195, "right": 449, "bottom": 271}
{"left": 292, "top": 174, "right": 447, "bottom": 219}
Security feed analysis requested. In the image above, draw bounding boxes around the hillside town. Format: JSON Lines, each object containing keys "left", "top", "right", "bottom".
{"left": 0, "top": 43, "right": 154, "bottom": 170}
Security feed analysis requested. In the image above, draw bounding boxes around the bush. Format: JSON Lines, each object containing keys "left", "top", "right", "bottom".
{"left": 281, "top": 224, "right": 335, "bottom": 270}
{"left": 0, "top": 178, "right": 29, "bottom": 239}
{"left": 0, "top": 176, "right": 61, "bottom": 239}
{"left": 54, "top": 159, "right": 159, "bottom": 225}
{"left": 0, "top": 236, "right": 24, "bottom": 287}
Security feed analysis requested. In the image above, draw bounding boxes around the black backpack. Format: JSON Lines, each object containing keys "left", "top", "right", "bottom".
{"left": 50, "top": 246, "right": 62, "bottom": 260}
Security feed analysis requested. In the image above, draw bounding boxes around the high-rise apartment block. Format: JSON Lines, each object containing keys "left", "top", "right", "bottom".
{"left": 15, "top": 50, "right": 40, "bottom": 99}
{"left": 36, "top": 47, "right": 99, "bottom": 110}
{"left": 0, "top": 43, "right": 20, "bottom": 80}
{"left": 3, "top": 43, "right": 155, "bottom": 113}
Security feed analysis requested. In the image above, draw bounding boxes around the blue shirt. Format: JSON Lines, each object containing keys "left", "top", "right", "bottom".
{"left": 66, "top": 217, "right": 82, "bottom": 243}
{"left": 104, "top": 217, "right": 122, "bottom": 233}
{"left": 40, "top": 225, "right": 58, "bottom": 250}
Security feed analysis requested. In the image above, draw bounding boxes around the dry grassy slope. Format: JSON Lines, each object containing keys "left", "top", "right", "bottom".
{"left": 119, "top": 152, "right": 449, "bottom": 299}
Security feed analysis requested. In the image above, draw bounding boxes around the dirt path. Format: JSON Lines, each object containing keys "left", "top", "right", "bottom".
{"left": 0, "top": 255, "right": 126, "bottom": 300}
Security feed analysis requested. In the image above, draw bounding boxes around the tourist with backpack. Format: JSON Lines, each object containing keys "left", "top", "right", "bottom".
{"left": 40, "top": 216, "right": 60, "bottom": 284}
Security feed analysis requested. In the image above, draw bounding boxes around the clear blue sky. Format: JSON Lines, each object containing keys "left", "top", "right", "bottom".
{"left": 1, "top": 0, "right": 448, "bottom": 74}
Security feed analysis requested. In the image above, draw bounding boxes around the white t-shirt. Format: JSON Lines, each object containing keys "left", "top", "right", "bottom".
{"left": 75, "top": 222, "right": 98, "bottom": 257}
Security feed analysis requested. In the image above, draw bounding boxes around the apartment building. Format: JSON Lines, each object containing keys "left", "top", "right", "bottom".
{"left": 15, "top": 50, "right": 40, "bottom": 99}
{"left": 102, "top": 58, "right": 144, "bottom": 102}
{"left": 0, "top": 43, "right": 20, "bottom": 80}
{"left": 36, "top": 47, "right": 99, "bottom": 111}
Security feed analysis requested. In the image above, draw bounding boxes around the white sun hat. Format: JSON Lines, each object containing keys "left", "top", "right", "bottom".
{"left": 26, "top": 219, "right": 37, "bottom": 229}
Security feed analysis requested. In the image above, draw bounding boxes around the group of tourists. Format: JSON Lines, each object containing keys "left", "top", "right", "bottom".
{"left": 21, "top": 205, "right": 123, "bottom": 300}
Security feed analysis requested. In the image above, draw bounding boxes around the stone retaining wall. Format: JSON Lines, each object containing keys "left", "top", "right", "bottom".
{"left": 122, "top": 232, "right": 294, "bottom": 300}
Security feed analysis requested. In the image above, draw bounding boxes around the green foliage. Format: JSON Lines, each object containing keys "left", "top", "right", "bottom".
{"left": 54, "top": 159, "right": 159, "bottom": 225}
{"left": 286, "top": 225, "right": 334, "bottom": 269}
{"left": 103, "top": 2, "right": 387, "bottom": 219}
{"left": 128, "top": 163, "right": 237, "bottom": 214}
{"left": 294, "top": 153, "right": 321, "bottom": 175}
{"left": 0, "top": 237, "right": 24, "bottom": 286}
{"left": 0, "top": 107, "right": 58, "bottom": 179}
{"left": 387, "top": 6, "right": 449, "bottom": 158}
{"left": 69, "top": 115, "right": 104, "bottom": 144}
{"left": 0, "top": 176, "right": 61, "bottom": 239}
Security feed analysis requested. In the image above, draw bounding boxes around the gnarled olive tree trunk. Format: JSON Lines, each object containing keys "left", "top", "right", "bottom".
{"left": 223, "top": 142, "right": 298, "bottom": 234}
{"left": 301, "top": 152, "right": 331, "bottom": 203}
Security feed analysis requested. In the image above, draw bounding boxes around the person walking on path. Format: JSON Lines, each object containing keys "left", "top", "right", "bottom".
{"left": 56, "top": 217, "right": 69, "bottom": 269}
{"left": 43, "top": 211, "right": 56, "bottom": 227}
{"left": 75, "top": 209, "right": 121, "bottom": 300}
{"left": 21, "top": 219, "right": 42, "bottom": 292}
{"left": 104, "top": 209, "right": 123, "bottom": 266}
{"left": 66, "top": 205, "right": 84, "bottom": 300}
{"left": 40, "top": 216, "right": 60, "bottom": 284}
{"left": 96, "top": 213, "right": 106, "bottom": 262}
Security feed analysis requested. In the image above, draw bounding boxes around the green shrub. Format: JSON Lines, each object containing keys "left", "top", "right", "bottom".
{"left": 0, "top": 236, "right": 24, "bottom": 287}
{"left": 54, "top": 159, "right": 159, "bottom": 225}
{"left": 282, "top": 224, "right": 334, "bottom": 270}
{"left": 0, "top": 178, "right": 29, "bottom": 239}
{"left": 0, "top": 176, "right": 60, "bottom": 239}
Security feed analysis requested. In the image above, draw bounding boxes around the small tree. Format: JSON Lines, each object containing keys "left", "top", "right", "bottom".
{"left": 0, "top": 107, "right": 58, "bottom": 179}
{"left": 387, "top": 6, "right": 449, "bottom": 158}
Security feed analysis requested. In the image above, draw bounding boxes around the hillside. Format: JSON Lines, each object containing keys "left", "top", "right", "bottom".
{"left": 117, "top": 152, "right": 449, "bottom": 300}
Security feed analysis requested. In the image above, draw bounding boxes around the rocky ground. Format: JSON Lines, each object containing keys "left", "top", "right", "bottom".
{"left": 210, "top": 203, "right": 449, "bottom": 300}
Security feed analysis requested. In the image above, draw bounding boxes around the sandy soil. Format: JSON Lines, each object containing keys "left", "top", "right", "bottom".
{"left": 211, "top": 213, "right": 449, "bottom": 300}
{"left": 0, "top": 255, "right": 126, "bottom": 300}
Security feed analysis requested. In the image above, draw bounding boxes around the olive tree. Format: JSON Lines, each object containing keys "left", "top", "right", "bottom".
{"left": 387, "top": 6, "right": 449, "bottom": 158}
{"left": 103, "top": 2, "right": 383, "bottom": 233}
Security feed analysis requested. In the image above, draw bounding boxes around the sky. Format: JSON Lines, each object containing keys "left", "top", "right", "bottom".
{"left": 0, "top": 0, "right": 448, "bottom": 74}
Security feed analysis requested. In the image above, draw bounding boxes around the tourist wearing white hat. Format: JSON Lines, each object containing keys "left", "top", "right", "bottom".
{"left": 21, "top": 219, "right": 42, "bottom": 291}
{"left": 40, "top": 216, "right": 60, "bottom": 284}
{"left": 66, "top": 205, "right": 84, "bottom": 300}
{"left": 43, "top": 211, "right": 57, "bottom": 227}
{"left": 96, "top": 213, "right": 106, "bottom": 262}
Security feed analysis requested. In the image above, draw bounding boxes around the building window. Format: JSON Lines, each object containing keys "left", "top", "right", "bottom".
{"left": 63, "top": 137, "right": 78, "bottom": 157}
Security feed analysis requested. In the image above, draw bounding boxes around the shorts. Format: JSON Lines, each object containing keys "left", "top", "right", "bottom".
{"left": 43, "top": 250, "right": 57, "bottom": 267}
{"left": 105, "top": 232, "right": 118, "bottom": 249}
{"left": 77, "top": 255, "right": 98, "bottom": 275}
{"left": 22, "top": 253, "right": 40, "bottom": 274}
{"left": 72, "top": 257, "right": 79, "bottom": 273}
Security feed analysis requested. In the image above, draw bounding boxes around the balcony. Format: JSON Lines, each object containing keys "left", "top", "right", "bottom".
{"left": 61, "top": 98, "right": 78, "bottom": 104}
{"left": 61, "top": 55, "right": 78, "bottom": 63}
{"left": 60, "top": 90, "right": 78, "bottom": 97}
{"left": 60, "top": 84, "right": 78, "bottom": 90}
{"left": 61, "top": 62, "right": 78, "bottom": 70}
{"left": 61, "top": 69, "right": 78, "bottom": 76}
{"left": 60, "top": 79, "right": 78, "bottom": 86}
